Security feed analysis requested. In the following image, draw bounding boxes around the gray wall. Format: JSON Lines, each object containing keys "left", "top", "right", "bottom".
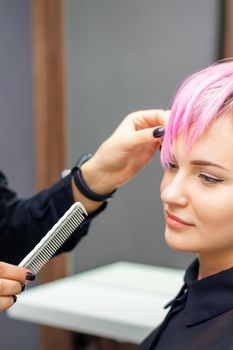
{"left": 65, "top": 0, "right": 220, "bottom": 273}
{"left": 0, "top": 1, "right": 38, "bottom": 349}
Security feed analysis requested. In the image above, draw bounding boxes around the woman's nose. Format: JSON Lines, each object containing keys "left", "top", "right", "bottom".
{"left": 161, "top": 174, "right": 188, "bottom": 207}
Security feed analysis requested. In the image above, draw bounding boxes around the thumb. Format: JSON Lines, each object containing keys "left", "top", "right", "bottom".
{"left": 0, "top": 262, "right": 33, "bottom": 282}
{"left": 130, "top": 126, "right": 164, "bottom": 146}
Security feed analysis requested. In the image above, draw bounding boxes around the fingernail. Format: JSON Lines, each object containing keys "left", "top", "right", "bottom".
{"left": 26, "top": 272, "right": 36, "bottom": 281}
{"left": 153, "top": 127, "right": 164, "bottom": 138}
{"left": 21, "top": 283, "right": 26, "bottom": 292}
{"left": 13, "top": 295, "right": 17, "bottom": 304}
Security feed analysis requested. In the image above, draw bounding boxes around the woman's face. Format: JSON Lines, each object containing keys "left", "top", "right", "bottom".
{"left": 160, "top": 114, "right": 233, "bottom": 257}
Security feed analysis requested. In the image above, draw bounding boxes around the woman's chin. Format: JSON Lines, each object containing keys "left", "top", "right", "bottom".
{"left": 164, "top": 227, "right": 196, "bottom": 253}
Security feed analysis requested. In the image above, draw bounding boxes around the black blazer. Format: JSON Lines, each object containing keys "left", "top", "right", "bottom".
{"left": 139, "top": 259, "right": 233, "bottom": 350}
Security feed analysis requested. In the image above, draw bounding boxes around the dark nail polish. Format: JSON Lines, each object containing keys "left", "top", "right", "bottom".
{"left": 26, "top": 272, "right": 36, "bottom": 281}
{"left": 153, "top": 127, "right": 164, "bottom": 138}
{"left": 13, "top": 295, "right": 17, "bottom": 304}
{"left": 21, "top": 283, "right": 26, "bottom": 292}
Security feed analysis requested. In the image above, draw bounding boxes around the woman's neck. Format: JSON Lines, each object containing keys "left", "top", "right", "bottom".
{"left": 198, "top": 250, "right": 233, "bottom": 280}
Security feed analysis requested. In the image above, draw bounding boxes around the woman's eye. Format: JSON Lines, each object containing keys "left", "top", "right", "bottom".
{"left": 167, "top": 162, "right": 178, "bottom": 170}
{"left": 198, "top": 173, "right": 223, "bottom": 185}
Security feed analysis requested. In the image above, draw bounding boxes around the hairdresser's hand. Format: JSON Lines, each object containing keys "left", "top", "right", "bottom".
{"left": 0, "top": 262, "right": 35, "bottom": 311}
{"left": 81, "top": 109, "right": 170, "bottom": 196}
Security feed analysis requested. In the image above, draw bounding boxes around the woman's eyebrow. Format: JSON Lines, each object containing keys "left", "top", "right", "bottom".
{"left": 190, "top": 160, "right": 230, "bottom": 172}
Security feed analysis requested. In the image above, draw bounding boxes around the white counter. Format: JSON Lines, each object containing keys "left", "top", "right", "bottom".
{"left": 8, "top": 261, "right": 184, "bottom": 344}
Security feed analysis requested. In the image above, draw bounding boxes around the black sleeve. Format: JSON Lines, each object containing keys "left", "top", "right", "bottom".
{"left": 0, "top": 170, "right": 107, "bottom": 265}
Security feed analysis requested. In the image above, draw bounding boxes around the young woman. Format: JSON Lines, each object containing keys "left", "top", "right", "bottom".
{"left": 140, "top": 60, "right": 233, "bottom": 350}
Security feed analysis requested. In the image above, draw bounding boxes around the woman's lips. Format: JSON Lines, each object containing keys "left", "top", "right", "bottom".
{"left": 165, "top": 210, "right": 194, "bottom": 229}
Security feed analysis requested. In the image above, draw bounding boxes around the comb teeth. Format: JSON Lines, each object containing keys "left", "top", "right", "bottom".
{"left": 19, "top": 202, "right": 87, "bottom": 275}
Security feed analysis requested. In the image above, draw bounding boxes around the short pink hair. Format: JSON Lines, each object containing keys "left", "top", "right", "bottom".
{"left": 161, "top": 60, "right": 233, "bottom": 166}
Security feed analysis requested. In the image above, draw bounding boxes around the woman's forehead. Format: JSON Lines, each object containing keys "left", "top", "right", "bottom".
{"left": 172, "top": 116, "right": 233, "bottom": 167}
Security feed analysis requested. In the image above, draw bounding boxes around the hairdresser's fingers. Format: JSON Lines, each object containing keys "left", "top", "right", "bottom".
{"left": 0, "top": 295, "right": 17, "bottom": 311}
{"left": 0, "top": 261, "right": 33, "bottom": 283}
{"left": 123, "top": 109, "right": 170, "bottom": 130}
{"left": 128, "top": 109, "right": 168, "bottom": 125}
{"left": 0, "top": 278, "right": 23, "bottom": 296}
{"left": 122, "top": 126, "right": 164, "bottom": 149}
